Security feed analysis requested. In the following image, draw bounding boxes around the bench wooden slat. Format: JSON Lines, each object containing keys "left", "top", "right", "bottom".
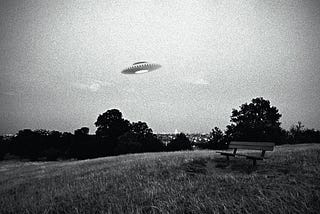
{"left": 229, "top": 144, "right": 274, "bottom": 151}
{"left": 229, "top": 141, "right": 275, "bottom": 147}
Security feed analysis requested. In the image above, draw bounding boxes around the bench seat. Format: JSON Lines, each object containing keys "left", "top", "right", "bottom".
{"left": 234, "top": 153, "right": 263, "bottom": 160}
{"left": 217, "top": 141, "right": 275, "bottom": 165}
{"left": 216, "top": 151, "right": 236, "bottom": 156}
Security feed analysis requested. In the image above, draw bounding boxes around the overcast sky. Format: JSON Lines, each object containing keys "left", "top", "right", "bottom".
{"left": 1, "top": 0, "right": 319, "bottom": 134}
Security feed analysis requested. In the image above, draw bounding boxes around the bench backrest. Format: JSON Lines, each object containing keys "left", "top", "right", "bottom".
{"left": 229, "top": 141, "right": 275, "bottom": 151}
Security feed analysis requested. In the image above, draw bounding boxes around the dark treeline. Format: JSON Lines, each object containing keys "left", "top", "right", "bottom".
{"left": 0, "top": 109, "right": 192, "bottom": 161}
{"left": 1, "top": 97, "right": 319, "bottom": 161}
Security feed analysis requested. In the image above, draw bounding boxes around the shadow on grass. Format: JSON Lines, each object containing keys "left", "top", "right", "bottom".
{"left": 211, "top": 157, "right": 260, "bottom": 174}
{"left": 180, "top": 157, "right": 262, "bottom": 175}
{"left": 180, "top": 158, "right": 208, "bottom": 175}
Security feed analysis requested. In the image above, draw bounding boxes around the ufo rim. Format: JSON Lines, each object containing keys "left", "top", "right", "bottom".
{"left": 121, "top": 62, "right": 161, "bottom": 74}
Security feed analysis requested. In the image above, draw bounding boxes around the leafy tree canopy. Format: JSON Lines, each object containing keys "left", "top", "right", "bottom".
{"left": 115, "top": 120, "right": 164, "bottom": 154}
{"left": 74, "top": 127, "right": 89, "bottom": 136}
{"left": 209, "top": 127, "right": 224, "bottom": 144}
{"left": 95, "top": 109, "right": 131, "bottom": 140}
{"left": 131, "top": 121, "right": 153, "bottom": 136}
{"left": 226, "top": 97, "right": 282, "bottom": 142}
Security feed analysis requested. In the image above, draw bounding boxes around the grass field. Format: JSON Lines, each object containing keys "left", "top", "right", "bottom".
{"left": 1, "top": 144, "right": 320, "bottom": 213}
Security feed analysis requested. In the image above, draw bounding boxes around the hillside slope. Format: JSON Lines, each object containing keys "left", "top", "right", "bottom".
{"left": 1, "top": 144, "right": 320, "bottom": 213}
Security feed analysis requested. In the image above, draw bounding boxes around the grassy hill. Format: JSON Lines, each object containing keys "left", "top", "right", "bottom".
{"left": 1, "top": 144, "right": 319, "bottom": 213}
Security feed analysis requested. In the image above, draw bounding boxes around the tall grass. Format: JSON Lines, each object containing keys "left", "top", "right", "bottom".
{"left": 0, "top": 144, "right": 319, "bottom": 213}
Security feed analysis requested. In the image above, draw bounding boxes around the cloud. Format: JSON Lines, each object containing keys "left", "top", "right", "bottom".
{"left": 88, "top": 83, "right": 101, "bottom": 92}
{"left": 71, "top": 79, "right": 112, "bottom": 92}
{"left": 72, "top": 82, "right": 98, "bottom": 92}
{"left": 123, "top": 87, "right": 136, "bottom": 94}
{"left": 182, "top": 78, "right": 210, "bottom": 85}
{"left": 191, "top": 78, "right": 210, "bottom": 85}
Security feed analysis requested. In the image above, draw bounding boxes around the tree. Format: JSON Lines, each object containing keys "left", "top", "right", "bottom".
{"left": 167, "top": 133, "right": 192, "bottom": 151}
{"left": 210, "top": 127, "right": 224, "bottom": 143}
{"left": 14, "top": 129, "right": 52, "bottom": 160}
{"left": 0, "top": 135, "right": 12, "bottom": 160}
{"left": 116, "top": 132, "right": 143, "bottom": 154}
{"left": 130, "top": 121, "right": 153, "bottom": 136}
{"left": 94, "top": 109, "right": 131, "bottom": 155}
{"left": 40, "top": 130, "right": 64, "bottom": 161}
{"left": 115, "top": 121, "right": 164, "bottom": 155}
{"left": 95, "top": 109, "right": 131, "bottom": 140}
{"left": 289, "top": 122, "right": 320, "bottom": 144}
{"left": 225, "top": 97, "right": 282, "bottom": 143}
{"left": 74, "top": 127, "right": 89, "bottom": 136}
{"left": 34, "top": 129, "right": 50, "bottom": 136}
{"left": 207, "top": 127, "right": 228, "bottom": 149}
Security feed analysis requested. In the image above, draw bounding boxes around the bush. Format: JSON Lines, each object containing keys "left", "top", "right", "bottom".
{"left": 167, "top": 133, "right": 192, "bottom": 151}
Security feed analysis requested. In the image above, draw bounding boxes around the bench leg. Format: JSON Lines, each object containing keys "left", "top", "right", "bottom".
{"left": 226, "top": 155, "right": 229, "bottom": 161}
{"left": 252, "top": 159, "right": 257, "bottom": 166}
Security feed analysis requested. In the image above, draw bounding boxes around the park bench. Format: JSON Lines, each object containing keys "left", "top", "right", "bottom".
{"left": 217, "top": 141, "right": 275, "bottom": 166}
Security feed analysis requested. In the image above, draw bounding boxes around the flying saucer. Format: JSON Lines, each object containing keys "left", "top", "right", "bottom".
{"left": 121, "top": 62, "right": 161, "bottom": 74}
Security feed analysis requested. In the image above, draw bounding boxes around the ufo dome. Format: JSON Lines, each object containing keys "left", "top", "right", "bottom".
{"left": 121, "top": 62, "right": 161, "bottom": 74}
